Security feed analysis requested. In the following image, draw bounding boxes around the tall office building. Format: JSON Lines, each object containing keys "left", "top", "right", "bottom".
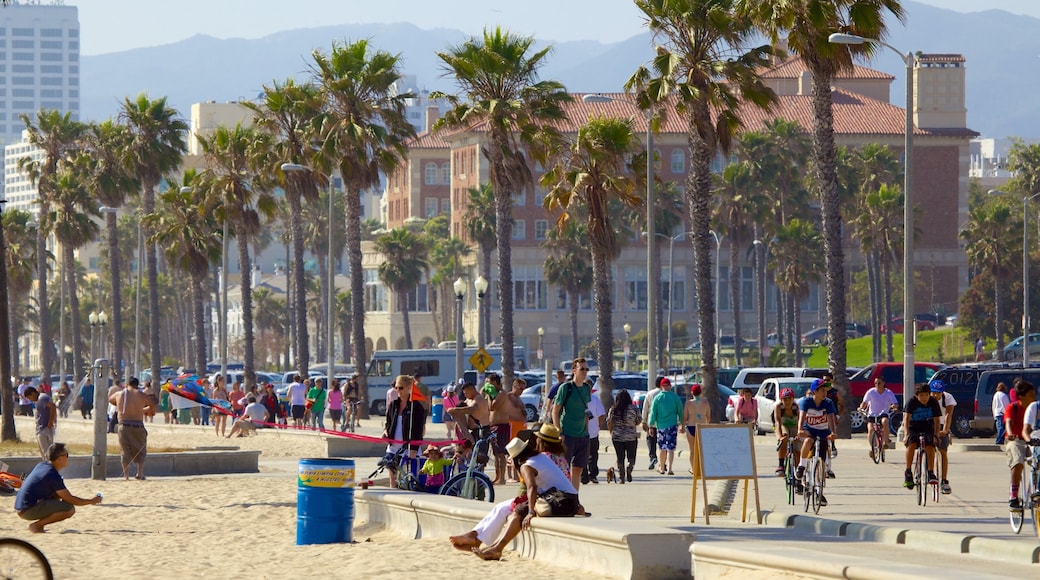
{"left": 0, "top": 1, "right": 80, "bottom": 202}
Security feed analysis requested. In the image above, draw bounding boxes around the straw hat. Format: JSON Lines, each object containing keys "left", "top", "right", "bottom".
{"left": 534, "top": 423, "right": 562, "bottom": 444}
{"left": 421, "top": 445, "right": 442, "bottom": 457}
{"left": 506, "top": 437, "right": 529, "bottom": 459}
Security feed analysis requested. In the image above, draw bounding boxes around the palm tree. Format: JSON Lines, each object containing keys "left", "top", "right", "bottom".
{"left": 252, "top": 286, "right": 286, "bottom": 368}
{"left": 3, "top": 210, "right": 37, "bottom": 379}
{"left": 18, "top": 109, "right": 85, "bottom": 383}
{"left": 427, "top": 227, "right": 473, "bottom": 343}
{"left": 543, "top": 221, "right": 594, "bottom": 359}
{"left": 312, "top": 39, "right": 415, "bottom": 409}
{"left": 143, "top": 171, "right": 221, "bottom": 376}
{"left": 334, "top": 290, "right": 352, "bottom": 366}
{"left": 629, "top": 0, "right": 776, "bottom": 410}
{"left": 120, "top": 94, "right": 188, "bottom": 391}
{"left": 301, "top": 187, "right": 345, "bottom": 362}
{"left": 464, "top": 183, "right": 498, "bottom": 344}
{"left": 712, "top": 163, "right": 754, "bottom": 365}
{"left": 544, "top": 115, "right": 642, "bottom": 401}
{"left": 435, "top": 27, "right": 571, "bottom": 390}
{"left": 374, "top": 228, "right": 429, "bottom": 350}
{"left": 197, "top": 124, "right": 277, "bottom": 388}
{"left": 741, "top": 0, "right": 906, "bottom": 431}
{"left": 85, "top": 119, "right": 138, "bottom": 379}
{"left": 46, "top": 158, "right": 100, "bottom": 378}
{"left": 770, "top": 219, "right": 824, "bottom": 366}
{"left": 961, "top": 201, "right": 1019, "bottom": 358}
{"left": 248, "top": 79, "right": 325, "bottom": 376}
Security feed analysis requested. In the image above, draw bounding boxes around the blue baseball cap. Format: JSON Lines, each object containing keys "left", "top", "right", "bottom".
{"left": 929, "top": 379, "right": 945, "bottom": 393}
{"left": 808, "top": 378, "right": 827, "bottom": 393}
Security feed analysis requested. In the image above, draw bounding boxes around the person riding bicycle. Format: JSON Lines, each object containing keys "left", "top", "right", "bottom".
{"left": 796, "top": 379, "right": 836, "bottom": 506}
{"left": 929, "top": 379, "right": 957, "bottom": 495}
{"left": 859, "top": 376, "right": 899, "bottom": 457}
{"left": 774, "top": 387, "right": 800, "bottom": 478}
{"left": 1005, "top": 380, "right": 1037, "bottom": 508}
{"left": 1023, "top": 389, "right": 1040, "bottom": 505}
{"left": 902, "top": 382, "right": 941, "bottom": 490}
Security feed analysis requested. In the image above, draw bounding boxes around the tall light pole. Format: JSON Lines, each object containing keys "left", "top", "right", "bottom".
{"left": 537, "top": 326, "right": 545, "bottom": 365}
{"left": 583, "top": 93, "right": 656, "bottom": 387}
{"left": 646, "top": 230, "right": 686, "bottom": 367}
{"left": 710, "top": 231, "right": 724, "bottom": 366}
{"left": 133, "top": 217, "right": 143, "bottom": 379}
{"left": 98, "top": 311, "right": 108, "bottom": 361}
{"left": 475, "top": 275, "right": 489, "bottom": 351}
{"left": 830, "top": 33, "right": 915, "bottom": 403}
{"left": 90, "top": 309, "right": 107, "bottom": 481}
{"left": 89, "top": 312, "right": 99, "bottom": 371}
{"left": 453, "top": 278, "right": 467, "bottom": 382}
{"left": 990, "top": 189, "right": 1040, "bottom": 366}
{"left": 98, "top": 206, "right": 120, "bottom": 378}
{"left": 623, "top": 323, "right": 632, "bottom": 371}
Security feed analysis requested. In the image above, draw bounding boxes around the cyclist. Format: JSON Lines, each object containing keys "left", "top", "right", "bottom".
{"left": 773, "top": 387, "right": 800, "bottom": 478}
{"left": 929, "top": 379, "right": 956, "bottom": 494}
{"left": 796, "top": 379, "right": 836, "bottom": 506}
{"left": 822, "top": 374, "right": 844, "bottom": 458}
{"left": 1005, "top": 380, "right": 1037, "bottom": 508}
{"left": 902, "top": 382, "right": 940, "bottom": 490}
{"left": 344, "top": 375, "right": 361, "bottom": 430}
{"left": 859, "top": 376, "right": 899, "bottom": 458}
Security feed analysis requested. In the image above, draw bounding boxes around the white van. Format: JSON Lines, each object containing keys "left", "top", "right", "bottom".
{"left": 730, "top": 367, "right": 808, "bottom": 392}
{"left": 365, "top": 347, "right": 528, "bottom": 414}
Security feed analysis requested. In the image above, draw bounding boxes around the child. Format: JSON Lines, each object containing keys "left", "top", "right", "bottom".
{"left": 420, "top": 445, "right": 452, "bottom": 491}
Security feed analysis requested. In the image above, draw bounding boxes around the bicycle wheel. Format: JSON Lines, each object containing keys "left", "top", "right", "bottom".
{"left": 915, "top": 452, "right": 926, "bottom": 507}
{"left": 0, "top": 538, "right": 54, "bottom": 580}
{"left": 812, "top": 459, "right": 825, "bottom": 514}
{"left": 879, "top": 437, "right": 886, "bottom": 463}
{"left": 1011, "top": 504, "right": 1025, "bottom": 534}
{"left": 802, "top": 464, "right": 812, "bottom": 513}
{"left": 870, "top": 429, "right": 881, "bottom": 465}
{"left": 785, "top": 456, "right": 796, "bottom": 506}
{"left": 439, "top": 472, "right": 495, "bottom": 503}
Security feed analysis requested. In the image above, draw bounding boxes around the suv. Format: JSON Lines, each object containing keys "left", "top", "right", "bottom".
{"left": 847, "top": 362, "right": 943, "bottom": 431}
{"left": 926, "top": 364, "right": 1012, "bottom": 438}
{"left": 972, "top": 367, "right": 1040, "bottom": 436}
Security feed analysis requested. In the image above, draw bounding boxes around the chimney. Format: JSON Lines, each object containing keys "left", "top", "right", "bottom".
{"left": 425, "top": 105, "right": 440, "bottom": 133}
{"left": 913, "top": 54, "right": 967, "bottom": 129}
{"left": 798, "top": 70, "right": 813, "bottom": 96}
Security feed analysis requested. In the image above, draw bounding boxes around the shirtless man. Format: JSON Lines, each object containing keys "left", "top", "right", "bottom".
{"left": 448, "top": 382, "right": 490, "bottom": 444}
{"left": 488, "top": 379, "right": 515, "bottom": 484}
{"left": 505, "top": 379, "right": 528, "bottom": 482}
{"left": 109, "top": 377, "right": 154, "bottom": 481}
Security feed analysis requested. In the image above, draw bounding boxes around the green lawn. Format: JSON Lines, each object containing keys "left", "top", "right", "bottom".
{"left": 806, "top": 326, "right": 984, "bottom": 367}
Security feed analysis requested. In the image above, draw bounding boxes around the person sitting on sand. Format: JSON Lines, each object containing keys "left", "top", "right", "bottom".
{"left": 226, "top": 396, "right": 267, "bottom": 438}
{"left": 15, "top": 442, "right": 102, "bottom": 533}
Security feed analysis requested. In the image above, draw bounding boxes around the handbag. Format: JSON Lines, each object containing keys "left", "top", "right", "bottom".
{"left": 534, "top": 487, "right": 569, "bottom": 517}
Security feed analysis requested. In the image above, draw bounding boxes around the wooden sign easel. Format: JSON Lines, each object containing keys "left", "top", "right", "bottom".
{"left": 691, "top": 423, "right": 761, "bottom": 524}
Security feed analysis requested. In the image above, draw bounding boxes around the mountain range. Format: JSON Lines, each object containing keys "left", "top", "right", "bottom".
{"left": 81, "top": 1, "right": 1040, "bottom": 139}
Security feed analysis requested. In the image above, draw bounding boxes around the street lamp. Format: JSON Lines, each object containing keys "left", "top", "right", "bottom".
{"left": 98, "top": 206, "right": 121, "bottom": 379}
{"left": 623, "top": 323, "right": 632, "bottom": 371}
{"left": 89, "top": 311, "right": 100, "bottom": 366}
{"left": 583, "top": 92, "right": 657, "bottom": 387}
{"left": 475, "top": 275, "right": 489, "bottom": 351}
{"left": 645, "top": 230, "right": 686, "bottom": 365}
{"left": 709, "top": 231, "right": 724, "bottom": 365}
{"left": 537, "top": 326, "right": 545, "bottom": 364}
{"left": 453, "top": 277, "right": 467, "bottom": 382}
{"left": 98, "top": 311, "right": 108, "bottom": 360}
{"left": 830, "top": 32, "right": 916, "bottom": 403}
{"left": 989, "top": 189, "right": 1040, "bottom": 366}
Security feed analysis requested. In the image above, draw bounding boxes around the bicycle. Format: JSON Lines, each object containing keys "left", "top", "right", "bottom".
{"left": 911, "top": 433, "right": 939, "bottom": 506}
{"left": 866, "top": 415, "right": 888, "bottom": 464}
{"left": 800, "top": 434, "right": 828, "bottom": 514}
{"left": 1009, "top": 439, "right": 1040, "bottom": 536}
{"left": 367, "top": 446, "right": 422, "bottom": 492}
{"left": 777, "top": 435, "right": 799, "bottom": 505}
{"left": 439, "top": 423, "right": 496, "bottom": 503}
{"left": 0, "top": 537, "right": 53, "bottom": 580}
{"left": 345, "top": 399, "right": 361, "bottom": 433}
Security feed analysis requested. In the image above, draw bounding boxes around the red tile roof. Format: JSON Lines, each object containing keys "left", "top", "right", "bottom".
{"left": 761, "top": 55, "right": 895, "bottom": 81}
{"left": 407, "top": 129, "right": 450, "bottom": 149}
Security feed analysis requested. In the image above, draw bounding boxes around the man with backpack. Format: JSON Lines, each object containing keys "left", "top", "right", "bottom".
{"left": 552, "top": 357, "right": 593, "bottom": 491}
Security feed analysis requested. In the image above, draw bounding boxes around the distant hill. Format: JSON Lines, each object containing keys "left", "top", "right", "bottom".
{"left": 81, "top": 1, "right": 1040, "bottom": 138}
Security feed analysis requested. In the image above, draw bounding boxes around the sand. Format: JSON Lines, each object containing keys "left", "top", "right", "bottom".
{"left": 0, "top": 416, "right": 612, "bottom": 580}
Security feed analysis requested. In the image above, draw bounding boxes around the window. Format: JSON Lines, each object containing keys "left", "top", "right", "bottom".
{"left": 671, "top": 149, "right": 685, "bottom": 173}
{"left": 12, "top": 53, "right": 33, "bottom": 61}
{"left": 440, "top": 162, "right": 450, "bottom": 185}
{"left": 41, "top": 77, "right": 62, "bottom": 85}
{"left": 41, "top": 89, "right": 62, "bottom": 98}
{"left": 513, "top": 265, "right": 547, "bottom": 310}
{"left": 401, "top": 360, "right": 439, "bottom": 378}
{"left": 556, "top": 286, "right": 593, "bottom": 311}
{"left": 12, "top": 28, "right": 34, "bottom": 37}
{"left": 424, "top": 197, "right": 438, "bottom": 218}
{"left": 364, "top": 269, "right": 388, "bottom": 312}
{"left": 717, "top": 266, "right": 752, "bottom": 311}
{"left": 41, "top": 53, "right": 63, "bottom": 62}
{"left": 512, "top": 188, "right": 525, "bottom": 207}
{"left": 512, "top": 220, "right": 525, "bottom": 240}
{"left": 534, "top": 220, "right": 549, "bottom": 241}
{"left": 661, "top": 266, "right": 686, "bottom": 311}
{"left": 12, "top": 64, "right": 32, "bottom": 73}
{"left": 12, "top": 76, "right": 32, "bottom": 85}
{"left": 424, "top": 162, "right": 437, "bottom": 185}
{"left": 40, "top": 40, "right": 61, "bottom": 50}
{"left": 12, "top": 88, "right": 32, "bottom": 97}
{"left": 440, "top": 198, "right": 450, "bottom": 215}
{"left": 625, "top": 266, "right": 648, "bottom": 311}
{"left": 404, "top": 281, "right": 430, "bottom": 312}
{"left": 12, "top": 40, "right": 33, "bottom": 49}
{"left": 41, "top": 29, "right": 63, "bottom": 38}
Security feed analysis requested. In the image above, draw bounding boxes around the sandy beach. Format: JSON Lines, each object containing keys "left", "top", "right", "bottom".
{"left": 0, "top": 416, "right": 613, "bottom": 580}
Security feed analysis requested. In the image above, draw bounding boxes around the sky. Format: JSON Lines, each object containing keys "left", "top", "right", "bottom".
{"left": 72, "top": 0, "right": 1040, "bottom": 56}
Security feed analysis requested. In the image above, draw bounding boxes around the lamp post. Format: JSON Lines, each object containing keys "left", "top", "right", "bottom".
{"left": 989, "top": 189, "right": 1040, "bottom": 366}
{"left": 646, "top": 230, "right": 686, "bottom": 366}
{"left": 623, "top": 323, "right": 632, "bottom": 371}
{"left": 98, "top": 206, "right": 121, "bottom": 379}
{"left": 709, "top": 231, "right": 724, "bottom": 366}
{"left": 830, "top": 33, "right": 915, "bottom": 403}
{"left": 537, "top": 326, "right": 545, "bottom": 364}
{"left": 453, "top": 277, "right": 467, "bottom": 382}
{"left": 89, "top": 311, "right": 99, "bottom": 369}
{"left": 583, "top": 93, "right": 656, "bottom": 387}
{"left": 475, "top": 275, "right": 489, "bottom": 351}
{"left": 98, "top": 311, "right": 108, "bottom": 361}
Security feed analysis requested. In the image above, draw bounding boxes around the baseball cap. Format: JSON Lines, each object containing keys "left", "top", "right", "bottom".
{"left": 780, "top": 388, "right": 795, "bottom": 399}
{"left": 929, "top": 379, "right": 945, "bottom": 393}
{"left": 446, "top": 383, "right": 456, "bottom": 393}
{"left": 808, "top": 379, "right": 828, "bottom": 393}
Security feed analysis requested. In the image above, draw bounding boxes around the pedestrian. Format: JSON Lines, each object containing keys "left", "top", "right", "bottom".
{"left": 383, "top": 375, "right": 426, "bottom": 487}
{"left": 107, "top": 381, "right": 125, "bottom": 433}
{"left": 442, "top": 380, "right": 461, "bottom": 439}
{"left": 17, "top": 377, "right": 34, "bottom": 416}
{"left": 260, "top": 383, "right": 281, "bottom": 427}
{"left": 641, "top": 377, "right": 664, "bottom": 470}
{"left": 328, "top": 379, "right": 344, "bottom": 431}
{"left": 414, "top": 373, "right": 431, "bottom": 415}
{"left": 648, "top": 378, "right": 683, "bottom": 475}
{"left": 15, "top": 443, "right": 102, "bottom": 533}
{"left": 79, "top": 377, "right": 94, "bottom": 420}
{"left": 551, "top": 357, "right": 593, "bottom": 491}
{"left": 993, "top": 381, "right": 1011, "bottom": 445}
{"left": 228, "top": 379, "right": 246, "bottom": 416}
{"left": 448, "top": 382, "right": 491, "bottom": 444}
{"left": 287, "top": 374, "right": 308, "bottom": 428}
{"left": 55, "top": 381, "right": 71, "bottom": 419}
{"left": 543, "top": 369, "right": 566, "bottom": 421}
{"left": 24, "top": 387, "right": 56, "bottom": 460}
{"left": 683, "top": 384, "right": 712, "bottom": 476}
{"left": 975, "top": 336, "right": 985, "bottom": 361}
{"left": 607, "top": 389, "right": 641, "bottom": 484}
{"left": 488, "top": 376, "right": 513, "bottom": 485}
{"left": 212, "top": 376, "right": 230, "bottom": 437}
{"left": 307, "top": 378, "right": 327, "bottom": 430}
{"left": 109, "top": 377, "right": 154, "bottom": 481}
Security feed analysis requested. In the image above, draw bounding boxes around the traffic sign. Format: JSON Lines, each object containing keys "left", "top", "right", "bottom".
{"left": 469, "top": 347, "right": 493, "bottom": 372}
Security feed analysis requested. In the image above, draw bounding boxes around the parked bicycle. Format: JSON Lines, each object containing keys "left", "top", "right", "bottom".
{"left": 0, "top": 537, "right": 53, "bottom": 580}
{"left": 367, "top": 446, "right": 422, "bottom": 492}
{"left": 801, "top": 434, "right": 828, "bottom": 514}
{"left": 1010, "top": 439, "right": 1040, "bottom": 537}
{"left": 439, "top": 422, "right": 496, "bottom": 503}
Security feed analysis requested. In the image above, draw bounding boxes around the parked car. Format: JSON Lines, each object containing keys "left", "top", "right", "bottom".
{"left": 915, "top": 313, "right": 948, "bottom": 327}
{"left": 847, "top": 362, "right": 944, "bottom": 432}
{"left": 730, "top": 367, "right": 807, "bottom": 393}
{"left": 879, "top": 317, "right": 935, "bottom": 333}
{"left": 519, "top": 382, "right": 546, "bottom": 422}
{"left": 972, "top": 367, "right": 1040, "bottom": 436}
{"left": 801, "top": 327, "right": 829, "bottom": 345}
{"left": 687, "top": 336, "right": 750, "bottom": 351}
{"left": 927, "top": 364, "right": 1015, "bottom": 438}
{"left": 753, "top": 377, "right": 817, "bottom": 434}
{"left": 995, "top": 333, "right": 1040, "bottom": 361}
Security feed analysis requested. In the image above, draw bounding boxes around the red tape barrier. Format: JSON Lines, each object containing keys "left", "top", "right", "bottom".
{"left": 244, "top": 417, "right": 464, "bottom": 447}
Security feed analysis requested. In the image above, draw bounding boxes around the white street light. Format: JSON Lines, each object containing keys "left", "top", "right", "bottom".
{"left": 830, "top": 32, "right": 916, "bottom": 403}
{"left": 453, "top": 277, "right": 467, "bottom": 382}
{"left": 584, "top": 92, "right": 657, "bottom": 387}
{"left": 475, "top": 275, "right": 489, "bottom": 350}
{"left": 710, "top": 231, "right": 724, "bottom": 366}
{"left": 623, "top": 323, "right": 632, "bottom": 371}
{"left": 537, "top": 326, "right": 545, "bottom": 364}
{"left": 644, "top": 230, "right": 686, "bottom": 367}
{"left": 990, "top": 189, "right": 1040, "bottom": 366}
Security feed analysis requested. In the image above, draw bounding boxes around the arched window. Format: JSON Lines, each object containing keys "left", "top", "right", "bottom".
{"left": 424, "top": 162, "right": 438, "bottom": 185}
{"left": 440, "top": 162, "right": 450, "bottom": 184}
{"left": 671, "top": 149, "right": 685, "bottom": 173}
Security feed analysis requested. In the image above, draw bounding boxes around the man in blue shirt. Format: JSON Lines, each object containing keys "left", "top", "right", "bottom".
{"left": 24, "top": 387, "right": 56, "bottom": 460}
{"left": 15, "top": 443, "right": 102, "bottom": 533}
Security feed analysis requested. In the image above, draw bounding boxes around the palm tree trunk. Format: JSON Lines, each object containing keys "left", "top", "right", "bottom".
{"left": 591, "top": 245, "right": 614, "bottom": 400}
{"left": 687, "top": 101, "right": 717, "bottom": 415}
{"left": 0, "top": 221, "right": 17, "bottom": 440}
{"left": 729, "top": 236, "right": 742, "bottom": 366}
{"left": 653, "top": 239, "right": 665, "bottom": 368}
{"left": 793, "top": 297, "right": 803, "bottom": 367}
{"left": 190, "top": 273, "right": 207, "bottom": 377}
{"left": 491, "top": 142, "right": 516, "bottom": 391}
{"left": 400, "top": 290, "right": 413, "bottom": 349}
{"left": 569, "top": 289, "right": 580, "bottom": 360}
{"left": 866, "top": 253, "right": 879, "bottom": 362}
{"left": 811, "top": 68, "right": 849, "bottom": 436}
{"left": 288, "top": 186, "right": 309, "bottom": 375}
{"left": 317, "top": 249, "right": 329, "bottom": 363}
{"left": 236, "top": 227, "right": 256, "bottom": 388}
{"left": 144, "top": 182, "right": 162, "bottom": 397}
{"left": 345, "top": 185, "right": 368, "bottom": 417}
{"left": 105, "top": 212, "right": 124, "bottom": 381}
{"left": 64, "top": 245, "right": 84, "bottom": 380}
{"left": 882, "top": 257, "right": 894, "bottom": 362}
{"left": 36, "top": 216, "right": 51, "bottom": 382}
{"left": 755, "top": 225, "right": 767, "bottom": 365}
{"left": 995, "top": 276, "right": 1005, "bottom": 359}
{"left": 481, "top": 245, "right": 493, "bottom": 344}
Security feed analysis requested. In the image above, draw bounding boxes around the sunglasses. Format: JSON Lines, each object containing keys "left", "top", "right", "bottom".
{"left": 576, "top": 367, "right": 589, "bottom": 371}
{"left": 394, "top": 386, "right": 406, "bottom": 391}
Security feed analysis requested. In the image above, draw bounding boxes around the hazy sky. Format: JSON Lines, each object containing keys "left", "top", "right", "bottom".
{"left": 74, "top": 0, "right": 1039, "bottom": 56}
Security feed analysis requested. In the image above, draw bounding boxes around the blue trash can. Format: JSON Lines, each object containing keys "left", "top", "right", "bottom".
{"left": 431, "top": 396, "right": 444, "bottom": 424}
{"left": 297, "top": 458, "right": 355, "bottom": 545}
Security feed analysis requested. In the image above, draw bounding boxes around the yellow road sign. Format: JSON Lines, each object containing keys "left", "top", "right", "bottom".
{"left": 469, "top": 347, "right": 493, "bottom": 372}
